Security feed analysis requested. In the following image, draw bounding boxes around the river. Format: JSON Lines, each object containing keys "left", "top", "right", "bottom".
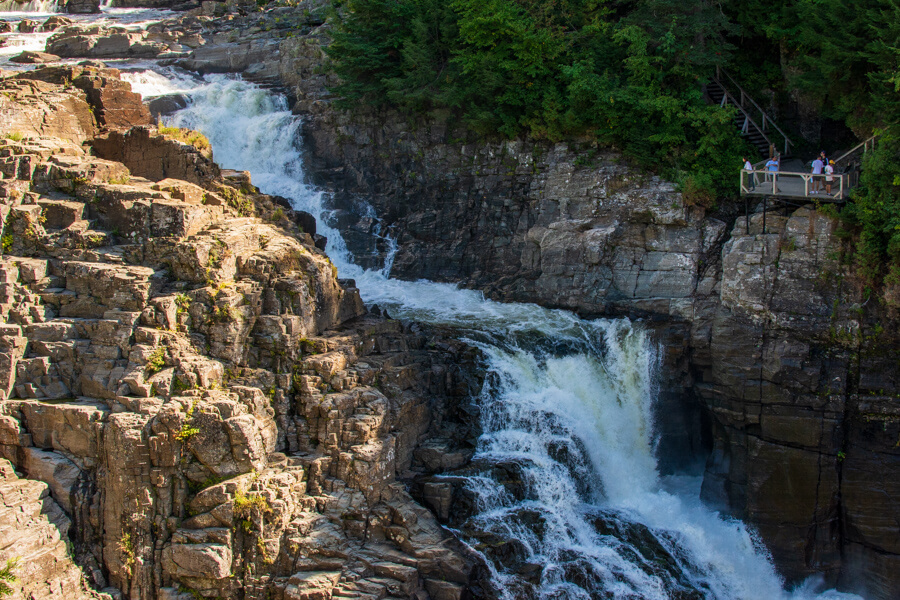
{"left": 1, "top": 8, "right": 866, "bottom": 599}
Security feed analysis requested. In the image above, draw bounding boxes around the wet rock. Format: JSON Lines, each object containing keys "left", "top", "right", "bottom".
{"left": 41, "top": 16, "right": 75, "bottom": 31}
{"left": 17, "top": 19, "right": 39, "bottom": 33}
{"left": 146, "top": 92, "right": 190, "bottom": 120}
{"left": 9, "top": 51, "right": 62, "bottom": 64}
{"left": 65, "top": 0, "right": 101, "bottom": 14}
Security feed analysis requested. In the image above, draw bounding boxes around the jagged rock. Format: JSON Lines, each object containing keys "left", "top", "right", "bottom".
{"left": 94, "top": 126, "right": 218, "bottom": 185}
{"left": 0, "top": 459, "right": 99, "bottom": 600}
{"left": 9, "top": 51, "right": 62, "bottom": 64}
{"left": 284, "top": 571, "right": 341, "bottom": 600}
{"left": 0, "top": 69, "right": 481, "bottom": 600}
{"left": 0, "top": 79, "right": 97, "bottom": 143}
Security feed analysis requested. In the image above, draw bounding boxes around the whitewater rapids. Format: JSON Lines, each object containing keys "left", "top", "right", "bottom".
{"left": 123, "top": 71, "right": 863, "bottom": 600}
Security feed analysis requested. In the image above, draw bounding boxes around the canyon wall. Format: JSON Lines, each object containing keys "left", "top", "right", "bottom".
{"left": 3, "top": 4, "right": 898, "bottom": 599}
{"left": 296, "top": 102, "right": 900, "bottom": 599}
{"left": 271, "top": 16, "right": 898, "bottom": 599}
{"left": 0, "top": 65, "right": 484, "bottom": 600}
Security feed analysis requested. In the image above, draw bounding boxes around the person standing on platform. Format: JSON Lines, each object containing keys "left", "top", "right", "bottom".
{"left": 811, "top": 155, "right": 824, "bottom": 193}
{"left": 743, "top": 157, "right": 756, "bottom": 191}
{"left": 825, "top": 159, "right": 835, "bottom": 196}
{"left": 765, "top": 155, "right": 780, "bottom": 193}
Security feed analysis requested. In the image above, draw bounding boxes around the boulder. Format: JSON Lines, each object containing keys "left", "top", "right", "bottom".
{"left": 9, "top": 51, "right": 62, "bottom": 64}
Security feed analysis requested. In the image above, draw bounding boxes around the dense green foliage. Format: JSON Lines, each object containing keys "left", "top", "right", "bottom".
{"left": 727, "top": 0, "right": 900, "bottom": 298}
{"left": 327, "top": 0, "right": 748, "bottom": 202}
{"left": 327, "top": 0, "right": 900, "bottom": 296}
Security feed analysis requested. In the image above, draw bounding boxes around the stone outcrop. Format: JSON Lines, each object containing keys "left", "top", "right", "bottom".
{"left": 0, "top": 67, "right": 483, "bottom": 600}
{"left": 212, "top": 10, "right": 897, "bottom": 598}
{"left": 0, "top": 458, "right": 106, "bottom": 599}
{"left": 66, "top": 0, "right": 100, "bottom": 14}
{"left": 7, "top": 5, "right": 898, "bottom": 598}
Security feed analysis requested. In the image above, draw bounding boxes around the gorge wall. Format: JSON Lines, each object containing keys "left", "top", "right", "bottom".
{"left": 2, "top": 4, "right": 898, "bottom": 599}
{"left": 0, "top": 64, "right": 485, "bottom": 600}
{"left": 280, "top": 13, "right": 899, "bottom": 599}
{"left": 296, "top": 99, "right": 900, "bottom": 599}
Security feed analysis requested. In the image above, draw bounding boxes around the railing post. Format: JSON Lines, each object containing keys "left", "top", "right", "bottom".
{"left": 745, "top": 197, "right": 750, "bottom": 234}
{"left": 804, "top": 174, "right": 809, "bottom": 197}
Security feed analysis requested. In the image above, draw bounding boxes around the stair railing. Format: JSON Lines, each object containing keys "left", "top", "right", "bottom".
{"left": 832, "top": 135, "right": 878, "bottom": 190}
{"left": 833, "top": 135, "right": 877, "bottom": 167}
{"left": 714, "top": 67, "right": 794, "bottom": 156}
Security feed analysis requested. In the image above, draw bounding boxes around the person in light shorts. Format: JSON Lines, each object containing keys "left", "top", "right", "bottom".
{"left": 825, "top": 160, "right": 835, "bottom": 196}
{"left": 811, "top": 156, "right": 824, "bottom": 193}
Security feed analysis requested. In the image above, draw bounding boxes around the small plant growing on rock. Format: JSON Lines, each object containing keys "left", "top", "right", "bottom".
{"left": 106, "top": 174, "right": 131, "bottom": 185}
{"left": 0, "top": 557, "right": 19, "bottom": 598}
{"left": 117, "top": 533, "right": 135, "bottom": 579}
{"left": 3, "top": 131, "right": 23, "bottom": 142}
{"left": 1, "top": 235, "right": 12, "bottom": 254}
{"left": 175, "top": 400, "right": 200, "bottom": 442}
{"left": 157, "top": 119, "right": 211, "bottom": 154}
{"left": 145, "top": 346, "right": 166, "bottom": 376}
{"left": 233, "top": 489, "right": 272, "bottom": 529}
{"left": 269, "top": 207, "right": 284, "bottom": 222}
{"left": 211, "top": 304, "right": 240, "bottom": 323}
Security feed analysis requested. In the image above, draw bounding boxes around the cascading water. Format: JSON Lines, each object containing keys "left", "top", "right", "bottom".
{"left": 123, "top": 68, "right": 865, "bottom": 600}
{"left": 0, "top": 0, "right": 61, "bottom": 13}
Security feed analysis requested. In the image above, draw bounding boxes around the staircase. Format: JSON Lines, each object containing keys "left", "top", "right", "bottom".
{"left": 707, "top": 68, "right": 793, "bottom": 159}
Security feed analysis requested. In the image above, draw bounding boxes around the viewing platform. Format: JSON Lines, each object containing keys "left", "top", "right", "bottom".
{"left": 739, "top": 137, "right": 877, "bottom": 202}
{"left": 740, "top": 167, "right": 851, "bottom": 201}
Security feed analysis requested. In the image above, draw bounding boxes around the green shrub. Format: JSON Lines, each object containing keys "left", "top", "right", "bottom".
{"left": 326, "top": 0, "right": 746, "bottom": 199}
{"left": 145, "top": 346, "right": 166, "bottom": 376}
{"left": 157, "top": 119, "right": 212, "bottom": 154}
{"left": 3, "top": 132, "right": 23, "bottom": 142}
{"left": 117, "top": 533, "right": 135, "bottom": 578}
{"left": 175, "top": 400, "right": 200, "bottom": 442}
{"left": 0, "top": 558, "right": 19, "bottom": 598}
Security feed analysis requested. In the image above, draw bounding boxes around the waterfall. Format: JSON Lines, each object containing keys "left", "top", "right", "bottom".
{"left": 0, "top": 0, "right": 61, "bottom": 13}
{"left": 122, "top": 69, "right": 864, "bottom": 600}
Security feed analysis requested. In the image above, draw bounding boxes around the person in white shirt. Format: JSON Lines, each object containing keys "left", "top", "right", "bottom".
{"left": 811, "top": 156, "right": 824, "bottom": 193}
{"left": 743, "top": 157, "right": 755, "bottom": 191}
{"left": 825, "top": 160, "right": 835, "bottom": 196}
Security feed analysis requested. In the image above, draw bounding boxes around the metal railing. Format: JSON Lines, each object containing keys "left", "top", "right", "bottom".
{"left": 833, "top": 135, "right": 877, "bottom": 166}
{"left": 715, "top": 67, "right": 794, "bottom": 156}
{"left": 740, "top": 168, "right": 847, "bottom": 200}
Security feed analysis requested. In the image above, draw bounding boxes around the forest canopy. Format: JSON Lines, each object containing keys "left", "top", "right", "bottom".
{"left": 326, "top": 0, "right": 900, "bottom": 295}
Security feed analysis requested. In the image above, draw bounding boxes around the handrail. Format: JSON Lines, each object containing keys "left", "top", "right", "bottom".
{"left": 833, "top": 135, "right": 878, "bottom": 166}
{"left": 718, "top": 85, "right": 776, "bottom": 155}
{"left": 715, "top": 66, "right": 794, "bottom": 156}
{"left": 740, "top": 167, "right": 848, "bottom": 201}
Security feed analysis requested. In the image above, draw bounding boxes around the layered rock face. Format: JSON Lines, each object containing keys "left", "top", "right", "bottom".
{"left": 242, "top": 16, "right": 898, "bottom": 599}
{"left": 8, "top": 6, "right": 898, "bottom": 599}
{"left": 298, "top": 108, "right": 900, "bottom": 598}
{"left": 0, "top": 67, "right": 482, "bottom": 600}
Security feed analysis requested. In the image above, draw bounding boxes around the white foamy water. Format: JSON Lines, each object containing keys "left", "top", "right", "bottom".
{"left": 0, "top": 0, "right": 60, "bottom": 14}
{"left": 120, "top": 68, "right": 867, "bottom": 600}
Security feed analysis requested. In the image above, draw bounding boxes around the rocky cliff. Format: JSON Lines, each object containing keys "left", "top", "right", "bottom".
{"left": 0, "top": 65, "right": 484, "bottom": 600}
{"left": 215, "top": 8, "right": 897, "bottom": 598}
{"left": 297, "top": 107, "right": 900, "bottom": 600}
{"left": 3, "top": 5, "right": 899, "bottom": 599}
